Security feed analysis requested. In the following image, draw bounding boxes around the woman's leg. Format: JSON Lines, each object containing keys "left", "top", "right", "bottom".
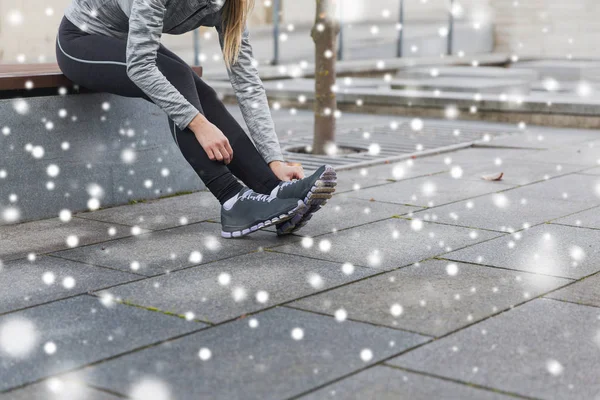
{"left": 55, "top": 17, "right": 243, "bottom": 204}
{"left": 156, "top": 45, "right": 283, "bottom": 195}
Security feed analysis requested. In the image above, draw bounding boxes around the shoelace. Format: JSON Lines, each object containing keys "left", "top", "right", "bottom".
{"left": 279, "top": 179, "right": 299, "bottom": 189}
{"left": 240, "top": 189, "right": 275, "bottom": 203}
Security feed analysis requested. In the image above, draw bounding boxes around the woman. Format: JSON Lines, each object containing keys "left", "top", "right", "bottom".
{"left": 55, "top": 0, "right": 337, "bottom": 238}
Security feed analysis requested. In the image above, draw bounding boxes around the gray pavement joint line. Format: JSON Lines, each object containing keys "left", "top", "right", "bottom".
{"left": 88, "top": 294, "right": 215, "bottom": 326}
{"left": 343, "top": 181, "right": 519, "bottom": 209}
{"left": 331, "top": 176, "right": 445, "bottom": 196}
{"left": 435, "top": 257, "right": 578, "bottom": 282}
{"left": 281, "top": 304, "right": 433, "bottom": 338}
{"left": 280, "top": 210, "right": 422, "bottom": 238}
{"left": 45, "top": 253, "right": 149, "bottom": 277}
{"left": 72, "top": 215, "right": 158, "bottom": 230}
{"left": 543, "top": 203, "right": 600, "bottom": 222}
{"left": 549, "top": 222, "right": 600, "bottom": 232}
{"left": 382, "top": 365, "right": 539, "bottom": 400}
{"left": 543, "top": 296, "right": 600, "bottom": 311}
{"left": 73, "top": 211, "right": 217, "bottom": 230}
{"left": 0, "top": 277, "right": 148, "bottom": 318}
{"left": 83, "top": 384, "right": 130, "bottom": 399}
{"left": 408, "top": 211, "right": 600, "bottom": 239}
{"left": 397, "top": 215, "right": 510, "bottom": 234}
{"left": 263, "top": 216, "right": 405, "bottom": 250}
{"left": 31, "top": 218, "right": 220, "bottom": 260}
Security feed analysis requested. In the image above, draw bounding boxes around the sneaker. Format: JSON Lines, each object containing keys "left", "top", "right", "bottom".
{"left": 270, "top": 165, "right": 337, "bottom": 235}
{"left": 221, "top": 186, "right": 307, "bottom": 238}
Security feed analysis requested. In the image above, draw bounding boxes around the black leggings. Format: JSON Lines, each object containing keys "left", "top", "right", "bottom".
{"left": 55, "top": 16, "right": 281, "bottom": 204}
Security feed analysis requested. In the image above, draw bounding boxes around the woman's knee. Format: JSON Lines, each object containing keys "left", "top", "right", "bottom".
{"left": 156, "top": 56, "right": 199, "bottom": 104}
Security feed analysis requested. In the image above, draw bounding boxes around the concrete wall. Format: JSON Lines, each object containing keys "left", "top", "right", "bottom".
{"left": 490, "top": 0, "right": 600, "bottom": 58}
{"left": 0, "top": 0, "right": 71, "bottom": 63}
{"left": 0, "top": 93, "right": 205, "bottom": 224}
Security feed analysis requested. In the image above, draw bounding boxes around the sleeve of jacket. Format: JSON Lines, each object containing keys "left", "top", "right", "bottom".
{"left": 216, "top": 20, "right": 285, "bottom": 164}
{"left": 126, "top": 0, "right": 200, "bottom": 130}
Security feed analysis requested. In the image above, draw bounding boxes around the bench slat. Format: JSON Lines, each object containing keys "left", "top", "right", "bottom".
{"left": 0, "top": 63, "right": 203, "bottom": 91}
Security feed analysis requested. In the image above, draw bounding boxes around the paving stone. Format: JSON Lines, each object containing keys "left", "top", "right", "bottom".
{"left": 96, "top": 251, "right": 376, "bottom": 324}
{"left": 334, "top": 160, "right": 447, "bottom": 194}
{"left": 419, "top": 175, "right": 600, "bottom": 232}
{"left": 265, "top": 193, "right": 420, "bottom": 237}
{"left": 291, "top": 259, "right": 570, "bottom": 337}
{"left": 0, "top": 256, "right": 140, "bottom": 315}
{"left": 270, "top": 218, "right": 501, "bottom": 270}
{"left": 0, "top": 295, "right": 203, "bottom": 391}
{"left": 299, "top": 366, "right": 514, "bottom": 400}
{"left": 418, "top": 147, "right": 541, "bottom": 166}
{"left": 546, "top": 272, "right": 600, "bottom": 307}
{"left": 347, "top": 175, "right": 513, "bottom": 207}
{"left": 484, "top": 128, "right": 598, "bottom": 149}
{"left": 0, "top": 380, "right": 120, "bottom": 400}
{"left": 0, "top": 217, "right": 149, "bottom": 263}
{"left": 389, "top": 299, "right": 600, "bottom": 399}
{"left": 418, "top": 148, "right": 583, "bottom": 186}
{"left": 509, "top": 142, "right": 600, "bottom": 167}
{"left": 77, "top": 191, "right": 220, "bottom": 230}
{"left": 51, "top": 222, "right": 299, "bottom": 276}
{"left": 444, "top": 224, "right": 600, "bottom": 279}
{"left": 418, "top": 195, "right": 580, "bottom": 232}
{"left": 73, "top": 307, "right": 429, "bottom": 400}
{"left": 515, "top": 173, "right": 600, "bottom": 204}
{"left": 552, "top": 206, "right": 600, "bottom": 230}
{"left": 580, "top": 166, "right": 600, "bottom": 176}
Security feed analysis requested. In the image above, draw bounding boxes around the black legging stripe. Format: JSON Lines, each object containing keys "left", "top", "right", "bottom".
{"left": 55, "top": 16, "right": 281, "bottom": 204}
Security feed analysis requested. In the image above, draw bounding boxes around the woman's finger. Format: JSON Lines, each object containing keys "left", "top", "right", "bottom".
{"left": 213, "top": 147, "right": 223, "bottom": 161}
{"left": 224, "top": 141, "right": 234, "bottom": 161}
{"left": 206, "top": 147, "right": 216, "bottom": 161}
{"left": 219, "top": 144, "right": 231, "bottom": 164}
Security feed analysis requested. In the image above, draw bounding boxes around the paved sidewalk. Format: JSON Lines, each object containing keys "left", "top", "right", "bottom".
{"left": 1, "top": 124, "right": 600, "bottom": 399}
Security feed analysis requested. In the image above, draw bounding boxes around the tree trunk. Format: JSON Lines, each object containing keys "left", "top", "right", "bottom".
{"left": 311, "top": 0, "right": 339, "bottom": 155}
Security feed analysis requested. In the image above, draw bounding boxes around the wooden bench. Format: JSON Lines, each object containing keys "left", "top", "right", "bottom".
{"left": 0, "top": 63, "right": 203, "bottom": 91}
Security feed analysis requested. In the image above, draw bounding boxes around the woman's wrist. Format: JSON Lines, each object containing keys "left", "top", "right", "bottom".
{"left": 188, "top": 113, "right": 209, "bottom": 131}
{"left": 268, "top": 160, "right": 284, "bottom": 168}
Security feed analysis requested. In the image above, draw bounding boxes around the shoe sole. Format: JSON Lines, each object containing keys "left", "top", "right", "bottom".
{"left": 276, "top": 165, "right": 337, "bottom": 235}
{"left": 221, "top": 199, "right": 307, "bottom": 238}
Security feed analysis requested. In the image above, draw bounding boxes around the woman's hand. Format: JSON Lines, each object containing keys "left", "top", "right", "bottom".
{"left": 188, "top": 113, "right": 233, "bottom": 164}
{"left": 269, "top": 160, "right": 305, "bottom": 181}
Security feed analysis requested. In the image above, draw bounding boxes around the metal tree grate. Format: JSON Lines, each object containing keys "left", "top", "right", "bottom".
{"left": 280, "top": 121, "right": 517, "bottom": 173}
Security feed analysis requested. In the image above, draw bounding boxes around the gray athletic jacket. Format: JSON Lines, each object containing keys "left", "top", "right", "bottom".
{"left": 64, "top": 0, "right": 284, "bottom": 164}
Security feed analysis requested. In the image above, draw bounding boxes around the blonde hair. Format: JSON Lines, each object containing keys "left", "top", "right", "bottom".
{"left": 222, "top": 0, "right": 254, "bottom": 69}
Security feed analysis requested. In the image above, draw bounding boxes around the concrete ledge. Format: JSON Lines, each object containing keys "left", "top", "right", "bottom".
{"left": 202, "top": 53, "right": 511, "bottom": 81}
{"left": 210, "top": 79, "right": 600, "bottom": 129}
{"left": 1, "top": 93, "right": 204, "bottom": 225}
